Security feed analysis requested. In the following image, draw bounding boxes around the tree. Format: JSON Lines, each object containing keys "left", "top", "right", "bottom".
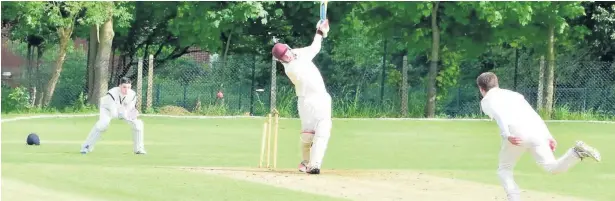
{"left": 1, "top": 1, "right": 58, "bottom": 107}
{"left": 109, "top": 1, "right": 186, "bottom": 83}
{"left": 5, "top": 2, "right": 134, "bottom": 107}
{"left": 37, "top": 2, "right": 90, "bottom": 106}
{"left": 581, "top": 2, "right": 615, "bottom": 62}
{"left": 519, "top": 2, "right": 587, "bottom": 117}
{"left": 168, "top": 2, "right": 269, "bottom": 55}
{"left": 81, "top": 2, "right": 132, "bottom": 105}
{"left": 351, "top": 2, "right": 541, "bottom": 117}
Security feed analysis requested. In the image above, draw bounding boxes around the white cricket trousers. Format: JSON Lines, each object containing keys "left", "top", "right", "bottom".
{"left": 498, "top": 137, "right": 581, "bottom": 201}
{"left": 81, "top": 104, "right": 145, "bottom": 153}
{"left": 298, "top": 93, "right": 332, "bottom": 169}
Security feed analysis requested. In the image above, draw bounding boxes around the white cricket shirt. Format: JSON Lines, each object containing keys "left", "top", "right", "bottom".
{"left": 104, "top": 87, "right": 138, "bottom": 112}
{"left": 480, "top": 87, "right": 553, "bottom": 140}
{"left": 281, "top": 35, "right": 329, "bottom": 97}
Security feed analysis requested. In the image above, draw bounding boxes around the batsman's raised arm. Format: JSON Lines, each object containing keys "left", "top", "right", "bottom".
{"left": 293, "top": 20, "right": 330, "bottom": 61}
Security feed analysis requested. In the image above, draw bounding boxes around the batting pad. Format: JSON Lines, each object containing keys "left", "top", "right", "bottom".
{"left": 300, "top": 133, "right": 315, "bottom": 162}
{"left": 129, "top": 119, "right": 145, "bottom": 153}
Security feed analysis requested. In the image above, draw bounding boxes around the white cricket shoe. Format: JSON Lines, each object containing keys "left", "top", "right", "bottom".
{"left": 80, "top": 145, "right": 91, "bottom": 154}
{"left": 135, "top": 150, "right": 147, "bottom": 155}
{"left": 298, "top": 160, "right": 308, "bottom": 172}
{"left": 573, "top": 141, "right": 601, "bottom": 162}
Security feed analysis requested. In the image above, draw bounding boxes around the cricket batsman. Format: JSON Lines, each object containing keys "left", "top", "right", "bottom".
{"left": 477, "top": 72, "right": 601, "bottom": 201}
{"left": 80, "top": 77, "right": 146, "bottom": 154}
{"left": 271, "top": 19, "right": 331, "bottom": 174}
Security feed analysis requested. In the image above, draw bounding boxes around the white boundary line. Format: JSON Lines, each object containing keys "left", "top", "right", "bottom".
{"left": 1, "top": 114, "right": 614, "bottom": 124}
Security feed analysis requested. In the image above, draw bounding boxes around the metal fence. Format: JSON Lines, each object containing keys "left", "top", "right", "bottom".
{"left": 142, "top": 51, "right": 614, "bottom": 118}
{"left": 2, "top": 39, "right": 614, "bottom": 118}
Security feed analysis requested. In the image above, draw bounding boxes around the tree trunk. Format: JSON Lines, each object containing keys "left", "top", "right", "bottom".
{"left": 545, "top": 24, "right": 556, "bottom": 119}
{"left": 35, "top": 46, "right": 44, "bottom": 107}
{"left": 26, "top": 44, "right": 35, "bottom": 106}
{"left": 109, "top": 46, "right": 116, "bottom": 85}
{"left": 222, "top": 29, "right": 233, "bottom": 68}
{"left": 43, "top": 27, "right": 73, "bottom": 106}
{"left": 92, "top": 17, "right": 115, "bottom": 106}
{"left": 87, "top": 25, "right": 99, "bottom": 105}
{"left": 425, "top": 2, "right": 440, "bottom": 118}
{"left": 147, "top": 54, "right": 154, "bottom": 111}
{"left": 537, "top": 56, "right": 545, "bottom": 112}
{"left": 27, "top": 44, "right": 33, "bottom": 78}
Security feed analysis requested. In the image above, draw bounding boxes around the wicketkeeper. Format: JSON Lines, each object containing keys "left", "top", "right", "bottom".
{"left": 80, "top": 77, "right": 146, "bottom": 154}
{"left": 271, "top": 19, "right": 331, "bottom": 174}
{"left": 477, "top": 72, "right": 601, "bottom": 201}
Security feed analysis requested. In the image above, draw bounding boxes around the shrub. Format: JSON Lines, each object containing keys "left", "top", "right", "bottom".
{"left": 1, "top": 85, "right": 31, "bottom": 113}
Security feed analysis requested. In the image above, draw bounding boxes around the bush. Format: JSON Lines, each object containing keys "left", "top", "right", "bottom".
{"left": 1, "top": 84, "right": 31, "bottom": 113}
{"left": 63, "top": 92, "right": 98, "bottom": 113}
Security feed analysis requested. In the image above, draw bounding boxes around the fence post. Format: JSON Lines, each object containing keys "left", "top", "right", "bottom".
{"left": 583, "top": 87, "right": 587, "bottom": 112}
{"left": 147, "top": 54, "right": 154, "bottom": 111}
{"left": 457, "top": 87, "right": 461, "bottom": 115}
{"left": 401, "top": 55, "right": 408, "bottom": 117}
{"left": 270, "top": 56, "right": 277, "bottom": 113}
{"left": 380, "top": 38, "right": 387, "bottom": 105}
{"left": 237, "top": 84, "right": 242, "bottom": 112}
{"left": 156, "top": 84, "right": 160, "bottom": 106}
{"left": 250, "top": 55, "right": 256, "bottom": 116}
{"left": 137, "top": 58, "right": 143, "bottom": 111}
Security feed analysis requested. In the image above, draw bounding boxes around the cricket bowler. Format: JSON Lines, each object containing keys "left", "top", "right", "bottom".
{"left": 271, "top": 19, "right": 331, "bottom": 174}
{"left": 477, "top": 72, "right": 601, "bottom": 201}
{"left": 80, "top": 77, "right": 146, "bottom": 154}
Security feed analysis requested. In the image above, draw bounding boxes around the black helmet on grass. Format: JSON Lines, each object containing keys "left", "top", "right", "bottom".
{"left": 26, "top": 133, "right": 40, "bottom": 145}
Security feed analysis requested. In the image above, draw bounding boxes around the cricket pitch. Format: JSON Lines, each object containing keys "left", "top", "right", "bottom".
{"left": 181, "top": 167, "right": 592, "bottom": 201}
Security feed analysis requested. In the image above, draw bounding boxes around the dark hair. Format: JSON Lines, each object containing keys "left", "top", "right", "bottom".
{"left": 476, "top": 72, "right": 499, "bottom": 92}
{"left": 119, "top": 77, "right": 132, "bottom": 85}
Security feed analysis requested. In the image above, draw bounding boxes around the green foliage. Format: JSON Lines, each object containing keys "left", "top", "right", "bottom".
{"left": 500, "top": 2, "right": 589, "bottom": 52}
{"left": 1, "top": 85, "right": 31, "bottom": 113}
{"left": 3, "top": 1, "right": 614, "bottom": 120}
{"left": 10, "top": 40, "right": 90, "bottom": 109}
{"left": 80, "top": 2, "right": 133, "bottom": 27}
{"left": 436, "top": 49, "right": 462, "bottom": 102}
{"left": 168, "top": 2, "right": 270, "bottom": 52}
{"left": 2, "top": 1, "right": 57, "bottom": 46}
{"left": 1, "top": 84, "right": 97, "bottom": 114}
{"left": 156, "top": 58, "right": 207, "bottom": 85}
{"left": 64, "top": 92, "right": 98, "bottom": 113}
{"left": 592, "top": 4, "right": 615, "bottom": 40}
{"left": 584, "top": 3, "right": 615, "bottom": 61}
{"left": 551, "top": 105, "right": 614, "bottom": 121}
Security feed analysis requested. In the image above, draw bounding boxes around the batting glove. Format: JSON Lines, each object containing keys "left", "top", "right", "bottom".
{"left": 317, "top": 19, "right": 329, "bottom": 38}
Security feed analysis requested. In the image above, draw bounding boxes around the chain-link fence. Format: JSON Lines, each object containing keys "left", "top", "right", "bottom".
{"left": 1, "top": 41, "right": 89, "bottom": 111}
{"left": 148, "top": 55, "right": 267, "bottom": 116}
{"left": 2, "top": 39, "right": 614, "bottom": 119}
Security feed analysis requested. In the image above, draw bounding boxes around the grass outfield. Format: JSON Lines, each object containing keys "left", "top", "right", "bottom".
{"left": 1, "top": 116, "right": 613, "bottom": 201}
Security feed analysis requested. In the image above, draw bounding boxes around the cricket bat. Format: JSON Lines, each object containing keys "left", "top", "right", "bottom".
{"left": 320, "top": 0, "right": 328, "bottom": 23}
